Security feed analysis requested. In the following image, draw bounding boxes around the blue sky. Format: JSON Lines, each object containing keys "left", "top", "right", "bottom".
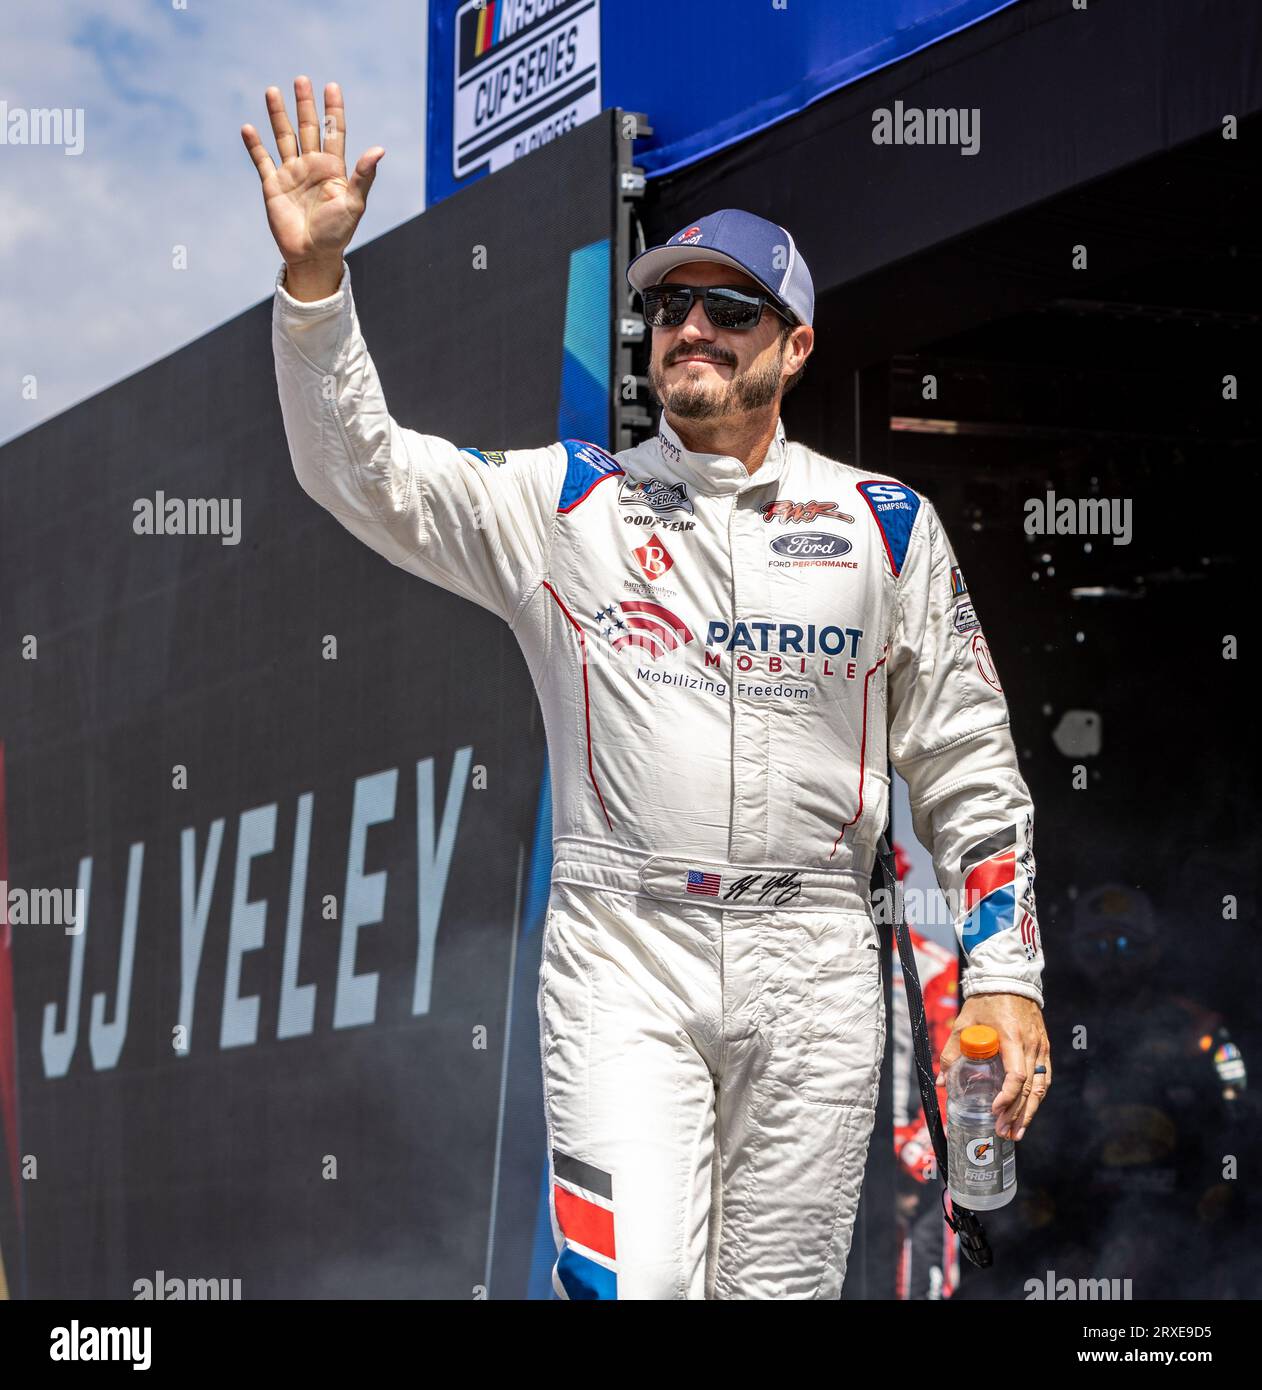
{"left": 0, "top": 0, "right": 429, "bottom": 446}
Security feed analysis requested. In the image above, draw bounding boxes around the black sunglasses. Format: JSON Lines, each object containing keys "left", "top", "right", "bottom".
{"left": 641, "top": 283, "right": 792, "bottom": 332}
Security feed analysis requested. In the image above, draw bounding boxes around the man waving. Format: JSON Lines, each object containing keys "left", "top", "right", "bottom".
{"left": 245, "top": 78, "right": 1050, "bottom": 1300}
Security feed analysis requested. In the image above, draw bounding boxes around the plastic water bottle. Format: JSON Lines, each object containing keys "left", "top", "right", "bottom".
{"left": 946, "top": 1024, "right": 1016, "bottom": 1210}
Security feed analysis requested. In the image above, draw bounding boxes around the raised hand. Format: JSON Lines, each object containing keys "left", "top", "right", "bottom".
{"left": 241, "top": 77, "right": 383, "bottom": 300}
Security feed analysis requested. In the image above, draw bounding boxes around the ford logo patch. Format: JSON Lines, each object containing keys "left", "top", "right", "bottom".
{"left": 769, "top": 532, "right": 853, "bottom": 558}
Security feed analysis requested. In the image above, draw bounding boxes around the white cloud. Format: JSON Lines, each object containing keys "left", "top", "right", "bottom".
{"left": 0, "top": 0, "right": 427, "bottom": 446}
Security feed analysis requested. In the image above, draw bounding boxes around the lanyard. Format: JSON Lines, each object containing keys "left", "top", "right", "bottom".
{"left": 876, "top": 835, "right": 994, "bottom": 1271}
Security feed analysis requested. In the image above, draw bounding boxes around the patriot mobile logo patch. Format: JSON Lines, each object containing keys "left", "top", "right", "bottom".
{"left": 596, "top": 599, "right": 694, "bottom": 660}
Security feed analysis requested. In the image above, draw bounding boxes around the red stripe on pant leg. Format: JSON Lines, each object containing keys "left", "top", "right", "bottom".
{"left": 554, "top": 1185, "right": 616, "bottom": 1261}
{"left": 964, "top": 849, "right": 1015, "bottom": 909}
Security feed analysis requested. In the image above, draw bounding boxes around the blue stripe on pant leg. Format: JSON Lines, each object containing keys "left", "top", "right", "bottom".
{"left": 557, "top": 1246, "right": 618, "bottom": 1300}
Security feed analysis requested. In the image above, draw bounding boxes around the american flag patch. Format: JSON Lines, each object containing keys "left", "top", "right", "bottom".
{"left": 686, "top": 870, "right": 721, "bottom": 897}
{"left": 1019, "top": 910, "right": 1039, "bottom": 960}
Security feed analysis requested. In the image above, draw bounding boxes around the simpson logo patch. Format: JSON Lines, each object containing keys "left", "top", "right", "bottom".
{"left": 558, "top": 440, "right": 624, "bottom": 514}
{"left": 856, "top": 481, "right": 921, "bottom": 577}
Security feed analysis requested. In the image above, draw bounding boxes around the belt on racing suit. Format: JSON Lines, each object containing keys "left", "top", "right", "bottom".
{"left": 550, "top": 835, "right": 875, "bottom": 912}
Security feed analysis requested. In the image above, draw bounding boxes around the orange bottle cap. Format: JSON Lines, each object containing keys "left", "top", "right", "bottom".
{"left": 960, "top": 1024, "right": 1000, "bottom": 1060}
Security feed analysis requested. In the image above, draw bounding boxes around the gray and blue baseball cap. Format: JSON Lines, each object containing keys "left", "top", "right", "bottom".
{"left": 626, "top": 209, "right": 814, "bottom": 326}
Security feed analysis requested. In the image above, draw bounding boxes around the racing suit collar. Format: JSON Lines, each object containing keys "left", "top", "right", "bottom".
{"left": 654, "top": 414, "right": 788, "bottom": 497}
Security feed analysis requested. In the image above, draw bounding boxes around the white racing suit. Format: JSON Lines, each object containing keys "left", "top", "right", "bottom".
{"left": 272, "top": 260, "right": 1044, "bottom": 1299}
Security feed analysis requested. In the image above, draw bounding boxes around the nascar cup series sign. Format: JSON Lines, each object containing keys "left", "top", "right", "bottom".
{"left": 451, "top": 0, "right": 601, "bottom": 181}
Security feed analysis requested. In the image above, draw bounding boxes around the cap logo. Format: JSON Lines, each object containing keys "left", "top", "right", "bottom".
{"left": 673, "top": 226, "right": 704, "bottom": 245}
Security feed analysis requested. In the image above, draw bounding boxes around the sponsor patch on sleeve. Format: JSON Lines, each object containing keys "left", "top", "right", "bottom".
{"left": 459, "top": 447, "right": 507, "bottom": 467}
{"left": 959, "top": 825, "right": 1018, "bottom": 954}
{"left": 952, "top": 600, "right": 980, "bottom": 634}
{"left": 559, "top": 439, "right": 625, "bottom": 513}
{"left": 950, "top": 565, "right": 968, "bottom": 597}
{"left": 856, "top": 480, "right": 922, "bottom": 577}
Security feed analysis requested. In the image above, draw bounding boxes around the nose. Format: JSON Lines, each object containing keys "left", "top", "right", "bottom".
{"left": 677, "top": 294, "right": 712, "bottom": 339}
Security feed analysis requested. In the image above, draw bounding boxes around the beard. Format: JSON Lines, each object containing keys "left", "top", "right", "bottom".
{"left": 648, "top": 344, "right": 785, "bottom": 420}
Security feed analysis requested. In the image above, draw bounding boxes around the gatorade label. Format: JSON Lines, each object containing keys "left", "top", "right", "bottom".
{"left": 948, "top": 1126, "right": 1016, "bottom": 1200}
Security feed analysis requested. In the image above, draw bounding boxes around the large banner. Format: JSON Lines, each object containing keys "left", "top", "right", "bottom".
{"left": 0, "top": 112, "right": 618, "bottom": 1299}
{"left": 426, "top": 0, "right": 1019, "bottom": 204}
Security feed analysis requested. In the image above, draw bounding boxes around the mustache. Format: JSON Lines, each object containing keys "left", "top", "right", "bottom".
{"left": 666, "top": 346, "right": 735, "bottom": 367}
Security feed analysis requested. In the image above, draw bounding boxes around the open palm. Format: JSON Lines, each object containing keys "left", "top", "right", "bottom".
{"left": 242, "top": 77, "right": 382, "bottom": 268}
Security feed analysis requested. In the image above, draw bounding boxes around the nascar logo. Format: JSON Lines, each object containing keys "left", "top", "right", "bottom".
{"left": 469, "top": 0, "right": 565, "bottom": 55}
{"left": 620, "top": 478, "right": 694, "bottom": 516}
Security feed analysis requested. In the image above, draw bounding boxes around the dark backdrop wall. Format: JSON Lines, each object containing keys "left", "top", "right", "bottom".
{"left": 0, "top": 113, "right": 620, "bottom": 1300}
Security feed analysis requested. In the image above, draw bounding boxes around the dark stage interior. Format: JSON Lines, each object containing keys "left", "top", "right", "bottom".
{"left": 816, "top": 123, "right": 1258, "bottom": 1298}
{"left": 635, "top": 113, "right": 1260, "bottom": 1297}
